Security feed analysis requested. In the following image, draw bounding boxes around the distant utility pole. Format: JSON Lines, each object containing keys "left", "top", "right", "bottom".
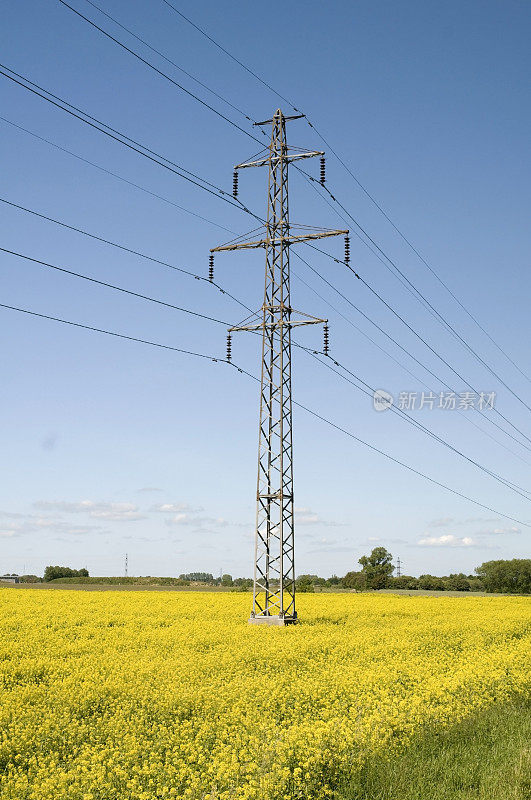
{"left": 211, "top": 109, "right": 348, "bottom": 625}
{"left": 396, "top": 557, "right": 402, "bottom": 578}
{"left": 124, "top": 553, "right": 128, "bottom": 578}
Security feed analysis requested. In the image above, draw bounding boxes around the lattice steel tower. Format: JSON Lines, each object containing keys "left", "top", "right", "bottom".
{"left": 211, "top": 110, "right": 347, "bottom": 624}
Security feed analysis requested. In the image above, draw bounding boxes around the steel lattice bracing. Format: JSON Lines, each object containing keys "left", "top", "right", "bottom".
{"left": 211, "top": 109, "right": 347, "bottom": 625}
{"left": 252, "top": 111, "right": 296, "bottom": 622}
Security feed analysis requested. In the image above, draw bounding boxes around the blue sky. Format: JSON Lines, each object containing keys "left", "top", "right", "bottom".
{"left": 1, "top": 0, "right": 530, "bottom": 579}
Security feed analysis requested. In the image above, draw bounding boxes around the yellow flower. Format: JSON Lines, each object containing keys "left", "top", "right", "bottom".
{"left": 0, "top": 589, "right": 529, "bottom": 799}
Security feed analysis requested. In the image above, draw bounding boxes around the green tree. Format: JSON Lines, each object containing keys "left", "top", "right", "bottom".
{"left": 475, "top": 559, "right": 531, "bottom": 594}
{"left": 233, "top": 577, "right": 252, "bottom": 588}
{"left": 418, "top": 574, "right": 446, "bottom": 591}
{"left": 44, "top": 566, "right": 89, "bottom": 582}
{"left": 220, "top": 574, "right": 233, "bottom": 587}
{"left": 390, "top": 575, "right": 417, "bottom": 590}
{"left": 445, "top": 573, "right": 471, "bottom": 591}
{"left": 296, "top": 575, "right": 316, "bottom": 593}
{"left": 231, "top": 578, "right": 252, "bottom": 592}
{"left": 342, "top": 571, "right": 367, "bottom": 591}
{"left": 178, "top": 572, "right": 214, "bottom": 583}
{"left": 358, "top": 547, "right": 394, "bottom": 589}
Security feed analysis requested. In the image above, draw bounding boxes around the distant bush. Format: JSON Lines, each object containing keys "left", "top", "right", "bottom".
{"left": 50, "top": 576, "right": 190, "bottom": 586}
{"left": 20, "top": 575, "right": 42, "bottom": 583}
{"left": 418, "top": 575, "right": 447, "bottom": 591}
{"left": 389, "top": 575, "right": 418, "bottom": 590}
{"left": 233, "top": 578, "right": 252, "bottom": 590}
{"left": 179, "top": 573, "right": 214, "bottom": 583}
{"left": 342, "top": 571, "right": 367, "bottom": 591}
{"left": 44, "top": 566, "right": 89, "bottom": 582}
{"left": 444, "top": 573, "right": 471, "bottom": 592}
{"left": 296, "top": 580, "right": 315, "bottom": 593}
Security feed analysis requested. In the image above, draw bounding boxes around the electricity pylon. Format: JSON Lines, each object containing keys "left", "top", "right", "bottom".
{"left": 211, "top": 109, "right": 347, "bottom": 624}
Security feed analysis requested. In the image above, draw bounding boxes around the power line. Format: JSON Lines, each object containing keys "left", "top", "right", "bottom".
{"left": 0, "top": 63, "right": 247, "bottom": 213}
{"left": 292, "top": 395, "right": 531, "bottom": 530}
{"left": 9, "top": 71, "right": 527, "bottom": 458}
{"left": 291, "top": 249, "right": 531, "bottom": 454}
{"left": 1, "top": 299, "right": 528, "bottom": 528}
{"left": 300, "top": 127, "right": 531, "bottom": 386}
{"left": 290, "top": 268, "right": 531, "bottom": 468}
{"left": 4, "top": 63, "right": 529, "bottom": 456}
{"left": 63, "top": 0, "right": 531, "bottom": 424}
{"left": 6, "top": 55, "right": 524, "bottom": 435}
{"left": 0, "top": 196, "right": 211, "bottom": 281}
{"left": 349, "top": 264, "right": 531, "bottom": 446}
{"left": 82, "top": 0, "right": 255, "bottom": 124}
{"left": 56, "top": 0, "right": 264, "bottom": 146}
{"left": 0, "top": 115, "right": 233, "bottom": 233}
{"left": 7, "top": 112, "right": 528, "bottom": 463}
{"left": 0, "top": 246, "right": 232, "bottom": 327}
{"left": 0, "top": 195, "right": 246, "bottom": 312}
{"left": 298, "top": 232, "right": 531, "bottom": 449}
{"left": 3, "top": 190, "right": 528, "bottom": 473}
{"left": 2, "top": 186, "right": 526, "bottom": 498}
{"left": 305, "top": 351, "right": 531, "bottom": 500}
{"left": 5, "top": 12, "right": 528, "bottom": 547}
{"left": 299, "top": 228, "right": 531, "bottom": 450}
{"left": 0, "top": 64, "right": 226, "bottom": 194}
{"left": 158, "top": 0, "right": 301, "bottom": 114}
{"left": 161, "top": 1, "right": 529, "bottom": 386}
{"left": 300, "top": 173, "right": 531, "bottom": 415}
{"left": 4, "top": 112, "right": 528, "bottom": 464}
{"left": 0, "top": 301, "right": 221, "bottom": 361}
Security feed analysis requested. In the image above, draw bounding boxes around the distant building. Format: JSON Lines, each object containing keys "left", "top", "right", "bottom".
{"left": 0, "top": 574, "right": 20, "bottom": 584}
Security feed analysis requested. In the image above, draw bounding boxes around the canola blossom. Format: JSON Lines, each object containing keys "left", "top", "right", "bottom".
{"left": 1, "top": 589, "right": 530, "bottom": 799}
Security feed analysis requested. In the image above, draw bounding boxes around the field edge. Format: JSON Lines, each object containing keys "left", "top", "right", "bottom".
{"left": 335, "top": 694, "right": 531, "bottom": 800}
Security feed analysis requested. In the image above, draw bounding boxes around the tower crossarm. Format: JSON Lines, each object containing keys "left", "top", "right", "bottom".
{"left": 211, "top": 229, "right": 348, "bottom": 253}
{"left": 236, "top": 150, "right": 324, "bottom": 169}
{"left": 230, "top": 309, "right": 327, "bottom": 333}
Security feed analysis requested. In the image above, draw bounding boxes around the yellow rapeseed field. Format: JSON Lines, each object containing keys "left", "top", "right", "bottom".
{"left": 1, "top": 589, "right": 530, "bottom": 799}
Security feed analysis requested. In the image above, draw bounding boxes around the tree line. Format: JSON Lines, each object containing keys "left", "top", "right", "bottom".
{"left": 12, "top": 552, "right": 531, "bottom": 594}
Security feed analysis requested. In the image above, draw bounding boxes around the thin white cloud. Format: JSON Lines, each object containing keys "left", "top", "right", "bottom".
{"left": 307, "top": 544, "right": 353, "bottom": 554}
{"left": 150, "top": 502, "right": 201, "bottom": 513}
{"left": 474, "top": 526, "right": 521, "bottom": 536}
{"left": 34, "top": 501, "right": 144, "bottom": 521}
{"left": 418, "top": 534, "right": 476, "bottom": 547}
{"left": 427, "top": 517, "right": 455, "bottom": 528}
{"left": 0, "top": 510, "right": 34, "bottom": 519}
{"left": 428, "top": 516, "right": 501, "bottom": 529}
{"left": 166, "top": 513, "right": 228, "bottom": 529}
{"left": 298, "top": 513, "right": 320, "bottom": 524}
{"left": 294, "top": 507, "right": 346, "bottom": 527}
{"left": 90, "top": 510, "right": 144, "bottom": 521}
